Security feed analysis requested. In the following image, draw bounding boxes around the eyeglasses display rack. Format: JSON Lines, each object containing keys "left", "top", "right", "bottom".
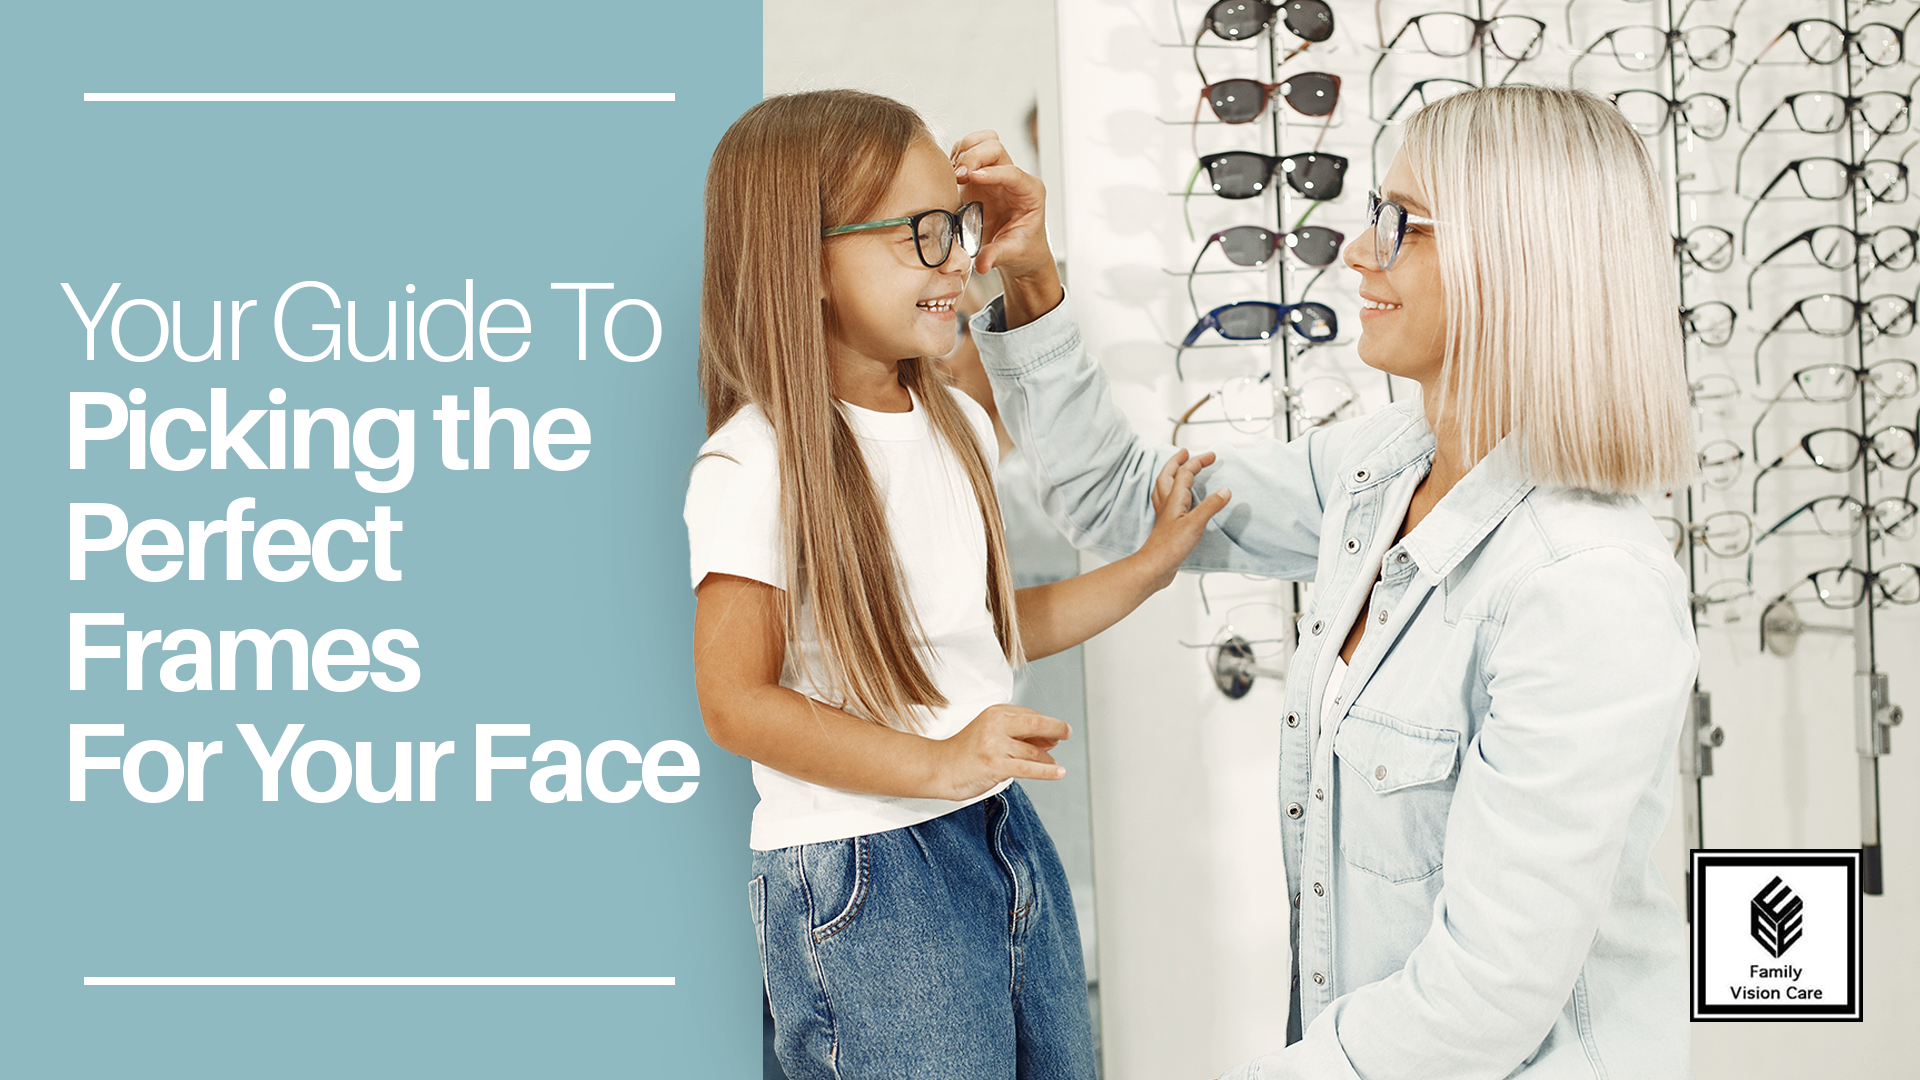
{"left": 1159, "top": 0, "right": 1916, "bottom": 899}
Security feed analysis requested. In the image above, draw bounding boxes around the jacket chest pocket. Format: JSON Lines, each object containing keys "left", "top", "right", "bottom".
{"left": 1332, "top": 706, "right": 1460, "bottom": 884}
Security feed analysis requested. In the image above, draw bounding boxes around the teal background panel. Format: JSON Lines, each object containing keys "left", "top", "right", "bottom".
{"left": 0, "top": 2, "right": 763, "bottom": 1076}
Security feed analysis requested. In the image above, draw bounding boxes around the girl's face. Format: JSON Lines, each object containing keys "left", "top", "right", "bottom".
{"left": 822, "top": 138, "right": 971, "bottom": 368}
{"left": 1342, "top": 153, "right": 1448, "bottom": 388}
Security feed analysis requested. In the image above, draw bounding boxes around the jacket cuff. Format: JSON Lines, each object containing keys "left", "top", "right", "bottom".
{"left": 970, "top": 289, "right": 1083, "bottom": 379}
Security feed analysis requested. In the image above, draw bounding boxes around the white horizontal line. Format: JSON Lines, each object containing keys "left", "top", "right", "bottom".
{"left": 84, "top": 976, "right": 674, "bottom": 986}
{"left": 82, "top": 92, "right": 674, "bottom": 103}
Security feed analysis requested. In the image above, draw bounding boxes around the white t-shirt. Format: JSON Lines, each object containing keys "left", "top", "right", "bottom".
{"left": 684, "top": 386, "right": 1015, "bottom": 850}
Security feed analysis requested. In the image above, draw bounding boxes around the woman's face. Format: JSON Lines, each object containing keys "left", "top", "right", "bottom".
{"left": 822, "top": 138, "right": 972, "bottom": 367}
{"left": 1343, "top": 153, "right": 1448, "bottom": 387}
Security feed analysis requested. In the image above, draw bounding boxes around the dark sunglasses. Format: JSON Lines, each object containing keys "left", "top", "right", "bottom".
{"left": 1175, "top": 300, "right": 1337, "bottom": 379}
{"left": 1610, "top": 90, "right": 1730, "bottom": 139}
{"left": 823, "top": 201, "right": 984, "bottom": 268}
{"left": 1194, "top": 0, "right": 1333, "bottom": 80}
{"left": 1201, "top": 151, "right": 1347, "bottom": 200}
{"left": 1201, "top": 72, "right": 1339, "bottom": 124}
{"left": 1184, "top": 225, "right": 1344, "bottom": 316}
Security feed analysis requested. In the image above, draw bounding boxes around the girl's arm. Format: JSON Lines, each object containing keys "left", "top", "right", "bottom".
{"left": 695, "top": 572, "right": 1073, "bottom": 801}
{"left": 1017, "top": 449, "right": 1230, "bottom": 661}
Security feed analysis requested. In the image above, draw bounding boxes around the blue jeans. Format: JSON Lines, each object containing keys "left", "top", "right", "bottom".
{"left": 750, "top": 783, "right": 1097, "bottom": 1080}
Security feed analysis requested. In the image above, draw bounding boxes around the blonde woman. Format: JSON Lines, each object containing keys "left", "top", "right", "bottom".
{"left": 955, "top": 86, "right": 1697, "bottom": 1077}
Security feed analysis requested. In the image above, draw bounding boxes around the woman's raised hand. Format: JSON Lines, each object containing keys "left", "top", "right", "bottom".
{"left": 1141, "top": 449, "right": 1233, "bottom": 589}
{"left": 933, "top": 703, "right": 1071, "bottom": 801}
{"left": 951, "top": 129, "right": 1054, "bottom": 282}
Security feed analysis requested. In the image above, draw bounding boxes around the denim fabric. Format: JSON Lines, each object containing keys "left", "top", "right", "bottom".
{"left": 751, "top": 783, "right": 1097, "bottom": 1080}
{"left": 974, "top": 294, "right": 1697, "bottom": 1080}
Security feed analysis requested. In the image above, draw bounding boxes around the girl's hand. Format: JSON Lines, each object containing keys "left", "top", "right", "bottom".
{"left": 932, "top": 704, "right": 1071, "bottom": 802}
{"left": 1141, "top": 450, "right": 1233, "bottom": 590}
{"left": 950, "top": 130, "right": 1052, "bottom": 280}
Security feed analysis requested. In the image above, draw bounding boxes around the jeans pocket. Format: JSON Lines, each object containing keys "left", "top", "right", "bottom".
{"left": 802, "top": 835, "right": 871, "bottom": 943}
{"left": 1333, "top": 706, "right": 1459, "bottom": 884}
{"left": 748, "top": 874, "right": 771, "bottom": 1001}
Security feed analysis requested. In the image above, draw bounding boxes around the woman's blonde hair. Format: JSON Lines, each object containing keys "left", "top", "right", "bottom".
{"left": 1399, "top": 85, "right": 1694, "bottom": 493}
{"left": 699, "top": 89, "right": 1021, "bottom": 730}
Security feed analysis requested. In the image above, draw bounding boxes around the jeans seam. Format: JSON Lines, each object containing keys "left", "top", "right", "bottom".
{"left": 795, "top": 847, "right": 843, "bottom": 1079}
{"left": 810, "top": 836, "right": 871, "bottom": 945}
{"left": 1573, "top": 968, "right": 1610, "bottom": 1080}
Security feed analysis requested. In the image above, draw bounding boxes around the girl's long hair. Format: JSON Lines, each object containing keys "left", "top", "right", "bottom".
{"left": 699, "top": 89, "right": 1021, "bottom": 731}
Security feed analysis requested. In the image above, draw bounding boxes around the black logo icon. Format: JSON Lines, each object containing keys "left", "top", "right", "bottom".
{"left": 1750, "top": 876, "right": 1804, "bottom": 958}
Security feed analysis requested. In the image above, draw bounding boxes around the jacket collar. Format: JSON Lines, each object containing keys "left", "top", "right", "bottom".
{"left": 1397, "top": 439, "right": 1535, "bottom": 580}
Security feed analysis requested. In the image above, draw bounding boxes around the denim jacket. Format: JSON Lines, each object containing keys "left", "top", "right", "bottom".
{"left": 974, "top": 295, "right": 1697, "bottom": 1080}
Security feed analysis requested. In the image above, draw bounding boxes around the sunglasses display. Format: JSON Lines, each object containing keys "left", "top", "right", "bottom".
{"left": 1200, "top": 0, "right": 1332, "bottom": 44}
{"left": 1201, "top": 72, "right": 1339, "bottom": 124}
{"left": 1180, "top": 300, "right": 1336, "bottom": 348}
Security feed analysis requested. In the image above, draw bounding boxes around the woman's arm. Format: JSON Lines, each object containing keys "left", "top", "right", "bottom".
{"left": 1017, "top": 449, "right": 1229, "bottom": 660}
{"left": 694, "top": 572, "right": 1073, "bottom": 801}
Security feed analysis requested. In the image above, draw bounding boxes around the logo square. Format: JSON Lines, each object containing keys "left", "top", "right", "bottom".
{"left": 1690, "top": 850, "right": 1862, "bottom": 1021}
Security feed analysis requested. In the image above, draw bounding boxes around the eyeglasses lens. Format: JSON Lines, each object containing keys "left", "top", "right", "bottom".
{"left": 1796, "top": 295, "right": 1858, "bottom": 336}
{"left": 1683, "top": 26, "right": 1736, "bottom": 69}
{"left": 1282, "top": 153, "right": 1346, "bottom": 199}
{"left": 1613, "top": 91, "right": 1671, "bottom": 135}
{"left": 1870, "top": 359, "right": 1919, "bottom": 398}
{"left": 1793, "top": 21, "right": 1845, "bottom": 63}
{"left": 1793, "top": 159, "right": 1850, "bottom": 199}
{"left": 1789, "top": 93, "right": 1847, "bottom": 133}
{"left": 1219, "top": 226, "right": 1277, "bottom": 266}
{"left": 1216, "top": 303, "right": 1282, "bottom": 340}
{"left": 1285, "top": 226, "right": 1342, "bottom": 266}
{"left": 915, "top": 213, "right": 955, "bottom": 267}
{"left": 1279, "top": 72, "right": 1339, "bottom": 116}
{"left": 1608, "top": 26, "right": 1670, "bottom": 71}
{"left": 1685, "top": 303, "right": 1734, "bottom": 345}
{"left": 1805, "top": 428, "right": 1863, "bottom": 470}
{"left": 1702, "top": 512, "right": 1752, "bottom": 558}
{"left": 1682, "top": 94, "right": 1730, "bottom": 138}
{"left": 1867, "top": 295, "right": 1914, "bottom": 337}
{"left": 1373, "top": 198, "right": 1405, "bottom": 269}
{"left": 1207, "top": 153, "right": 1273, "bottom": 198}
{"left": 1207, "top": 80, "right": 1269, "bottom": 124}
{"left": 1861, "top": 92, "right": 1910, "bottom": 133}
{"left": 1810, "top": 496, "right": 1865, "bottom": 536}
{"left": 1487, "top": 16, "right": 1545, "bottom": 60}
{"left": 1802, "top": 226, "right": 1858, "bottom": 269}
{"left": 1872, "top": 228, "right": 1916, "bottom": 269}
{"left": 1883, "top": 565, "right": 1920, "bottom": 604}
{"left": 1874, "top": 427, "right": 1919, "bottom": 467}
{"left": 1812, "top": 567, "right": 1865, "bottom": 609}
{"left": 960, "top": 202, "right": 983, "bottom": 257}
{"left": 1684, "top": 227, "right": 1734, "bottom": 271}
{"left": 1220, "top": 375, "right": 1275, "bottom": 433}
{"left": 1207, "top": 0, "right": 1275, "bottom": 40}
{"left": 1412, "top": 13, "right": 1478, "bottom": 57}
{"left": 1291, "top": 302, "right": 1336, "bottom": 340}
{"left": 1859, "top": 24, "right": 1903, "bottom": 66}
{"left": 1281, "top": 0, "right": 1333, "bottom": 42}
{"left": 1795, "top": 364, "right": 1857, "bottom": 402}
{"left": 1877, "top": 501, "right": 1920, "bottom": 541}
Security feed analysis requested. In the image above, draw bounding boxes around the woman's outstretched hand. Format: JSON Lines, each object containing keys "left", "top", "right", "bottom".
{"left": 933, "top": 704, "right": 1072, "bottom": 802}
{"left": 1141, "top": 449, "right": 1233, "bottom": 590}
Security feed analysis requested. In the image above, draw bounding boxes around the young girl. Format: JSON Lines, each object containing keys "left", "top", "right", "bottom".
{"left": 686, "top": 90, "right": 1228, "bottom": 1079}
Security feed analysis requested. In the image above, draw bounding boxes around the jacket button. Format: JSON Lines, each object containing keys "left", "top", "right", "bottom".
{"left": 1375, "top": 765, "right": 1387, "bottom": 781}
{"left": 1354, "top": 469, "right": 1369, "bottom": 482}
{"left": 1286, "top": 711, "right": 1300, "bottom": 727}
{"left": 1315, "top": 787, "right": 1324, "bottom": 800}
{"left": 1344, "top": 537, "right": 1359, "bottom": 553}
{"left": 1313, "top": 882, "right": 1324, "bottom": 896}
{"left": 1313, "top": 972, "right": 1326, "bottom": 986}
{"left": 1286, "top": 802, "right": 1303, "bottom": 818}
{"left": 1310, "top": 620, "right": 1325, "bottom": 635}
{"left": 1395, "top": 551, "right": 1409, "bottom": 565}
{"left": 1377, "top": 608, "right": 1389, "bottom": 624}
{"left": 1293, "top": 892, "right": 1300, "bottom": 908}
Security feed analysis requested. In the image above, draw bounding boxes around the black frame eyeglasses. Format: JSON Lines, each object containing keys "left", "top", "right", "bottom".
{"left": 1753, "top": 293, "right": 1916, "bottom": 379}
{"left": 1751, "top": 426, "right": 1920, "bottom": 510}
{"left": 1755, "top": 495, "right": 1920, "bottom": 546}
{"left": 1681, "top": 302, "right": 1737, "bottom": 347}
{"left": 1745, "top": 226, "right": 1920, "bottom": 306}
{"left": 1573, "top": 24, "right": 1735, "bottom": 77}
{"left": 1367, "top": 189, "right": 1441, "bottom": 271}
{"left": 823, "top": 201, "right": 984, "bottom": 269}
{"left": 1676, "top": 226, "right": 1735, "bottom": 272}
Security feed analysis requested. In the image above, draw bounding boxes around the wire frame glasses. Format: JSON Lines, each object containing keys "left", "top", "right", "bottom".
{"left": 1657, "top": 510, "right": 1754, "bottom": 558}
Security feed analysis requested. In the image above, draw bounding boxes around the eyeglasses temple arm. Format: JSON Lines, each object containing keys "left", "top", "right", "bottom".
{"left": 1181, "top": 160, "right": 1203, "bottom": 243}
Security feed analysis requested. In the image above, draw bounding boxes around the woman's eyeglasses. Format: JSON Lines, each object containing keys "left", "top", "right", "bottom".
{"left": 1367, "top": 190, "right": 1442, "bottom": 271}
{"left": 1611, "top": 90, "right": 1730, "bottom": 140}
{"left": 1745, "top": 226, "right": 1919, "bottom": 306}
{"left": 1682, "top": 302, "right": 1737, "bottom": 347}
{"left": 1677, "top": 226, "right": 1735, "bottom": 272}
{"left": 823, "top": 201, "right": 984, "bottom": 269}
{"left": 1174, "top": 300, "right": 1336, "bottom": 378}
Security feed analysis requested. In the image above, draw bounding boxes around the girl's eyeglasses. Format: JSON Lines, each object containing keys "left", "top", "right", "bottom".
{"left": 1681, "top": 302, "right": 1737, "bottom": 347}
{"left": 1174, "top": 300, "right": 1336, "bottom": 379}
{"left": 1745, "top": 226, "right": 1919, "bottom": 306}
{"left": 1611, "top": 90, "right": 1730, "bottom": 140}
{"left": 823, "top": 201, "right": 984, "bottom": 269}
{"left": 1676, "top": 226, "right": 1735, "bottom": 272}
{"left": 1200, "top": 73, "right": 1339, "bottom": 125}
{"left": 1367, "top": 190, "right": 1441, "bottom": 271}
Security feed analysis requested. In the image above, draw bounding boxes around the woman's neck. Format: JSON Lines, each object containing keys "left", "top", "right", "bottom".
{"left": 1402, "top": 391, "right": 1474, "bottom": 540}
